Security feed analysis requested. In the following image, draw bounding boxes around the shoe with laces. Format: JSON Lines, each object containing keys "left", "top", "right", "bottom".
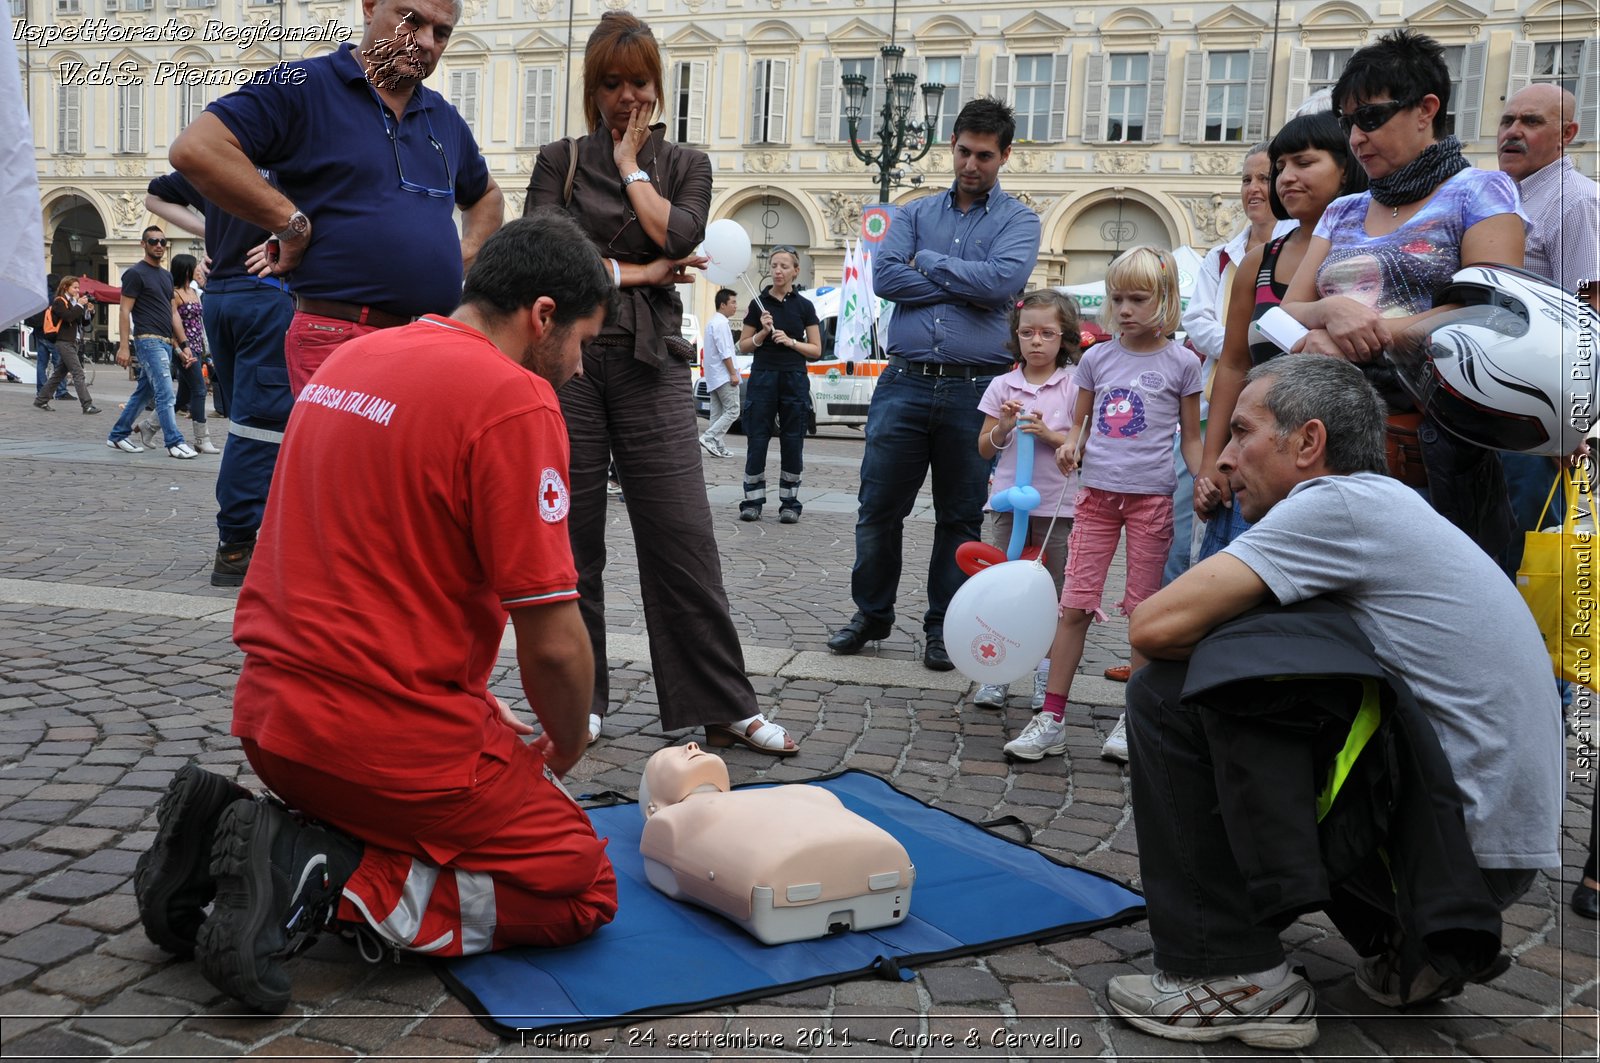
{"left": 1107, "top": 967, "right": 1318, "bottom": 1049}
{"left": 135, "top": 764, "right": 251, "bottom": 955}
{"left": 973, "top": 683, "right": 1008, "bottom": 709}
{"left": 82, "top": 404, "right": 101, "bottom": 415}
{"left": 1355, "top": 949, "right": 1510, "bottom": 1009}
{"left": 211, "top": 541, "right": 254, "bottom": 588}
{"left": 169, "top": 442, "right": 199, "bottom": 459}
{"left": 1101, "top": 714, "right": 1130, "bottom": 763}
{"left": 779, "top": 508, "right": 800, "bottom": 524}
{"left": 715, "top": 442, "right": 735, "bottom": 458}
{"left": 1030, "top": 671, "right": 1049, "bottom": 710}
{"left": 1003, "top": 712, "right": 1068, "bottom": 761}
{"left": 107, "top": 437, "right": 144, "bottom": 453}
{"left": 699, "top": 435, "right": 718, "bottom": 457}
{"left": 197, "top": 798, "right": 363, "bottom": 1014}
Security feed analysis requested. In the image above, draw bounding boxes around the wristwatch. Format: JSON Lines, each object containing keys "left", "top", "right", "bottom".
{"left": 274, "top": 210, "right": 310, "bottom": 243}
{"left": 622, "top": 170, "right": 651, "bottom": 187}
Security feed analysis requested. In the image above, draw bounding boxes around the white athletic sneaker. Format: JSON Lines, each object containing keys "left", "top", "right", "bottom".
{"left": 168, "top": 442, "right": 199, "bottom": 459}
{"left": 107, "top": 437, "right": 144, "bottom": 453}
{"left": 1031, "top": 671, "right": 1049, "bottom": 710}
{"left": 1003, "top": 712, "right": 1068, "bottom": 761}
{"left": 699, "top": 435, "right": 718, "bottom": 457}
{"left": 1101, "top": 714, "right": 1130, "bottom": 763}
{"left": 1107, "top": 968, "right": 1318, "bottom": 1049}
{"left": 973, "top": 684, "right": 1007, "bottom": 709}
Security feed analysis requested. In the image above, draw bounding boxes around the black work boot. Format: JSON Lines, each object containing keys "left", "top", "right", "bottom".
{"left": 134, "top": 763, "right": 252, "bottom": 955}
{"left": 197, "top": 798, "right": 363, "bottom": 1014}
{"left": 211, "top": 541, "right": 254, "bottom": 587}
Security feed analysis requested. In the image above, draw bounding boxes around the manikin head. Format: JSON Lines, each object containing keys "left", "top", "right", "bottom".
{"left": 639, "top": 742, "right": 730, "bottom": 820}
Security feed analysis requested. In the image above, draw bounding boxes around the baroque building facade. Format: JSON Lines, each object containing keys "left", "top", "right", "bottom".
{"left": 16, "top": 0, "right": 1600, "bottom": 332}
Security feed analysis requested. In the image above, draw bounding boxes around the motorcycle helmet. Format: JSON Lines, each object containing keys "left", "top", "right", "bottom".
{"left": 1387, "top": 264, "right": 1598, "bottom": 456}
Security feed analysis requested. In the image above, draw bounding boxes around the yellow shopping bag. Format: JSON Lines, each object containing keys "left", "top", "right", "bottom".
{"left": 1516, "top": 467, "right": 1600, "bottom": 686}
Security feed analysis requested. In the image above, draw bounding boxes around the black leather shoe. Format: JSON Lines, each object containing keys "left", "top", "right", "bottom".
{"left": 827, "top": 617, "right": 891, "bottom": 655}
{"left": 924, "top": 637, "right": 954, "bottom": 671}
{"left": 1573, "top": 881, "right": 1599, "bottom": 919}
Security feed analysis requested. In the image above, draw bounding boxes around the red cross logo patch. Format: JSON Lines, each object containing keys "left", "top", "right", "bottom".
{"left": 537, "top": 467, "right": 570, "bottom": 523}
{"left": 970, "top": 633, "right": 1006, "bottom": 668}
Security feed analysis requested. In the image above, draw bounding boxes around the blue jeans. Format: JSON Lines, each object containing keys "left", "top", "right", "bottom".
{"left": 1197, "top": 495, "right": 1254, "bottom": 562}
{"left": 204, "top": 283, "right": 295, "bottom": 544}
{"left": 741, "top": 367, "right": 809, "bottom": 514}
{"left": 849, "top": 364, "right": 997, "bottom": 636}
{"left": 109, "top": 337, "right": 184, "bottom": 448}
{"left": 1162, "top": 434, "right": 1195, "bottom": 586}
{"left": 1500, "top": 452, "right": 1560, "bottom": 573}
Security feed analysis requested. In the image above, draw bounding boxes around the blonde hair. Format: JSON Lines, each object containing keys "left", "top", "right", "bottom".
{"left": 1100, "top": 246, "right": 1182, "bottom": 337}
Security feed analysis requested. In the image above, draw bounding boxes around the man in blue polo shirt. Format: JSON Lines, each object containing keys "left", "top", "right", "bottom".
{"left": 827, "top": 97, "right": 1041, "bottom": 670}
{"left": 169, "top": 0, "right": 502, "bottom": 392}
{"left": 147, "top": 171, "right": 296, "bottom": 588}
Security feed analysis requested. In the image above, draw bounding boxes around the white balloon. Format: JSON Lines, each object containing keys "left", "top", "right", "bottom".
{"left": 699, "top": 219, "right": 753, "bottom": 286}
{"left": 943, "top": 561, "right": 1059, "bottom": 685}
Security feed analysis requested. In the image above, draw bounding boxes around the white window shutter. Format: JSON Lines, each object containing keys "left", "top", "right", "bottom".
{"left": 1047, "top": 51, "right": 1071, "bottom": 141}
{"left": 1145, "top": 50, "right": 1168, "bottom": 141}
{"left": 1286, "top": 46, "right": 1310, "bottom": 115}
{"left": 1082, "top": 51, "right": 1105, "bottom": 142}
{"left": 958, "top": 53, "right": 976, "bottom": 129}
{"left": 815, "top": 57, "right": 837, "bottom": 143}
{"left": 686, "top": 59, "right": 707, "bottom": 144}
{"left": 770, "top": 58, "right": 789, "bottom": 143}
{"left": 1505, "top": 39, "right": 1535, "bottom": 101}
{"left": 1579, "top": 39, "right": 1599, "bottom": 144}
{"left": 523, "top": 66, "right": 555, "bottom": 148}
{"left": 1245, "top": 48, "right": 1269, "bottom": 142}
{"left": 1456, "top": 41, "right": 1487, "bottom": 143}
{"left": 749, "top": 60, "right": 767, "bottom": 142}
{"left": 993, "top": 53, "right": 1011, "bottom": 105}
{"left": 1180, "top": 51, "right": 1204, "bottom": 143}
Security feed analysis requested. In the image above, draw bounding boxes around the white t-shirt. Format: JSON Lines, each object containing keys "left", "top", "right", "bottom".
{"left": 701, "top": 313, "right": 737, "bottom": 391}
{"left": 1225, "top": 472, "right": 1564, "bottom": 869}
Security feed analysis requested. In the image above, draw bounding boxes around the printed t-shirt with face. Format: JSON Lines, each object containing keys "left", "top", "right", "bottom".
{"left": 231, "top": 315, "right": 579, "bottom": 792}
{"left": 1071, "top": 337, "right": 1202, "bottom": 496}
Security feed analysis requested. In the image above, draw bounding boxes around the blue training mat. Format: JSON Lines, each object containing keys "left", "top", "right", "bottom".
{"left": 440, "top": 770, "right": 1145, "bottom": 1037}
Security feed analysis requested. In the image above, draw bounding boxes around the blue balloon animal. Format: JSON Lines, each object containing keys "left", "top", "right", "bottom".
{"left": 987, "top": 421, "right": 1041, "bottom": 560}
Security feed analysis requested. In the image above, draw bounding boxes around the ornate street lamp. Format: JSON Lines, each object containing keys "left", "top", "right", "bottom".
{"left": 842, "top": 43, "right": 945, "bottom": 204}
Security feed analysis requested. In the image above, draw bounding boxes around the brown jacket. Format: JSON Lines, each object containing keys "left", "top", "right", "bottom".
{"left": 525, "top": 125, "right": 712, "bottom": 368}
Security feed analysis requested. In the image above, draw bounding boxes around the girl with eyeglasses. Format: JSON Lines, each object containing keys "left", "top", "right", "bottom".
{"left": 1278, "top": 28, "right": 1527, "bottom": 554}
{"left": 969, "top": 289, "right": 1082, "bottom": 714}
{"left": 524, "top": 12, "right": 798, "bottom": 756}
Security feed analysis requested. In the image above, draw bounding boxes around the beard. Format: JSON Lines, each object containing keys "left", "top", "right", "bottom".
{"left": 518, "top": 326, "right": 576, "bottom": 388}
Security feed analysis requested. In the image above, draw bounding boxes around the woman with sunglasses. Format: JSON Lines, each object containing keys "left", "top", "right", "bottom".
{"left": 1194, "top": 109, "right": 1369, "bottom": 552}
{"left": 524, "top": 12, "right": 798, "bottom": 756}
{"left": 1278, "top": 29, "right": 1525, "bottom": 553}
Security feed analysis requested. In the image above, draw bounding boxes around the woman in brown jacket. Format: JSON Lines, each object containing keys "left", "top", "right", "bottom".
{"left": 525, "top": 12, "right": 797, "bottom": 755}
{"left": 34, "top": 277, "right": 99, "bottom": 414}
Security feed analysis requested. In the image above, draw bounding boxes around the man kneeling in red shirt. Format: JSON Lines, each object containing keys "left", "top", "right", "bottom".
{"left": 134, "top": 210, "right": 619, "bottom": 1013}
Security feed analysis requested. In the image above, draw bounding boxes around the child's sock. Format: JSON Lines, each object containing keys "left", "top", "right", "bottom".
{"left": 1041, "top": 692, "right": 1067, "bottom": 721}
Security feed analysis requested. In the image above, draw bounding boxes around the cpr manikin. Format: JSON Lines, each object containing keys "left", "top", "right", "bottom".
{"left": 638, "top": 744, "right": 915, "bottom": 945}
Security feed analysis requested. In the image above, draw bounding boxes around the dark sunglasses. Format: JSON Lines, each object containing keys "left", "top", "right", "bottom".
{"left": 1337, "top": 98, "right": 1416, "bottom": 136}
{"left": 145, "top": 237, "right": 168, "bottom": 246}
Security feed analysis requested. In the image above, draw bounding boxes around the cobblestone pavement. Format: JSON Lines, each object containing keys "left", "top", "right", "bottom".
{"left": 0, "top": 382, "right": 1596, "bottom": 1060}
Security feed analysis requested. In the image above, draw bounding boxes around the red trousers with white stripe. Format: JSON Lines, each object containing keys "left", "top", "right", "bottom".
{"left": 243, "top": 739, "right": 617, "bottom": 956}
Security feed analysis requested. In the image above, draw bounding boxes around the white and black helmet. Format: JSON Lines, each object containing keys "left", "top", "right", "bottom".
{"left": 1387, "top": 264, "right": 1599, "bottom": 456}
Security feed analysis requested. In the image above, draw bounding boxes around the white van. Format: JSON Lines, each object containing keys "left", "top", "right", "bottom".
{"left": 691, "top": 287, "right": 886, "bottom": 434}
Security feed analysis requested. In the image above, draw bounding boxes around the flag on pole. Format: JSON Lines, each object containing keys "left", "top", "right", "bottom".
{"left": 836, "top": 238, "right": 877, "bottom": 363}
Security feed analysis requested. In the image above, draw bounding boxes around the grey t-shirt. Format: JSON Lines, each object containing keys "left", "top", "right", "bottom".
{"left": 1225, "top": 472, "right": 1563, "bottom": 869}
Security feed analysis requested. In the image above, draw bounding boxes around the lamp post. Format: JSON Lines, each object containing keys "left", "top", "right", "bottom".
{"left": 841, "top": 44, "right": 945, "bottom": 204}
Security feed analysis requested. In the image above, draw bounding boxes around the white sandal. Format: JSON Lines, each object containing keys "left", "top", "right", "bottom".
{"left": 587, "top": 713, "right": 603, "bottom": 746}
{"left": 704, "top": 714, "right": 799, "bottom": 757}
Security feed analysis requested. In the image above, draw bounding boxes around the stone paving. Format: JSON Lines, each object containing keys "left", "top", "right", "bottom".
{"left": 0, "top": 380, "right": 1596, "bottom": 1060}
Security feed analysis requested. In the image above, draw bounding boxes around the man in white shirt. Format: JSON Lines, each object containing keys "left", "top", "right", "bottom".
{"left": 699, "top": 288, "right": 742, "bottom": 459}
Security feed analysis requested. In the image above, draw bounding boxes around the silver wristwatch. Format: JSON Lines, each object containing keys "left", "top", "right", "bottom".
{"left": 622, "top": 170, "right": 650, "bottom": 187}
{"left": 274, "top": 210, "right": 310, "bottom": 243}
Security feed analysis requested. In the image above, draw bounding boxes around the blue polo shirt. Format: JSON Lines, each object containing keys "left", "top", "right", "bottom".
{"left": 205, "top": 44, "right": 489, "bottom": 316}
{"left": 148, "top": 170, "right": 287, "bottom": 288}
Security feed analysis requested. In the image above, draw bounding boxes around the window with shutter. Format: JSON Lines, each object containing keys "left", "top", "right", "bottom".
{"left": 750, "top": 58, "right": 790, "bottom": 144}
{"left": 1145, "top": 51, "right": 1168, "bottom": 142}
{"left": 672, "top": 59, "right": 708, "bottom": 144}
{"left": 815, "top": 57, "right": 837, "bottom": 143}
{"left": 1012, "top": 54, "right": 1054, "bottom": 141}
{"left": 449, "top": 70, "right": 480, "bottom": 131}
{"left": 1106, "top": 53, "right": 1151, "bottom": 142}
{"left": 178, "top": 83, "right": 206, "bottom": 130}
{"left": 117, "top": 82, "right": 142, "bottom": 154}
{"left": 837, "top": 56, "right": 878, "bottom": 142}
{"left": 1047, "top": 52, "right": 1071, "bottom": 142}
{"left": 521, "top": 66, "right": 556, "bottom": 148}
{"left": 1578, "top": 39, "right": 1598, "bottom": 142}
{"left": 1198, "top": 51, "right": 1249, "bottom": 143}
{"left": 57, "top": 83, "right": 81, "bottom": 155}
{"left": 924, "top": 56, "right": 965, "bottom": 141}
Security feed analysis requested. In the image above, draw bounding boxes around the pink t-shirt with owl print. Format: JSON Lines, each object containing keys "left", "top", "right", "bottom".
{"left": 1073, "top": 337, "right": 1202, "bottom": 496}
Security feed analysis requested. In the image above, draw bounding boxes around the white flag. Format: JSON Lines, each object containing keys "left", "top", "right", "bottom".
{"left": 836, "top": 239, "right": 875, "bottom": 363}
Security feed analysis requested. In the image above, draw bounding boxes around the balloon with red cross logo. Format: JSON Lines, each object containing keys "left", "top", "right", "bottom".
{"left": 943, "top": 560, "right": 1057, "bottom": 685}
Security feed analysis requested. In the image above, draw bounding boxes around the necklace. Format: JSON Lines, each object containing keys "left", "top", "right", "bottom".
{"left": 1391, "top": 204, "right": 1400, "bottom": 219}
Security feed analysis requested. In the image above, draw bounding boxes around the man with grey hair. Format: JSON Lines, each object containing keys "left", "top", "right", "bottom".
{"left": 1104, "top": 355, "right": 1564, "bottom": 1048}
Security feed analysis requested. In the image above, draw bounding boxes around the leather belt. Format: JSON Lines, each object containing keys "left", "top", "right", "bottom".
{"left": 295, "top": 297, "right": 411, "bottom": 329}
{"left": 131, "top": 333, "right": 174, "bottom": 341}
{"left": 888, "top": 354, "right": 1002, "bottom": 380}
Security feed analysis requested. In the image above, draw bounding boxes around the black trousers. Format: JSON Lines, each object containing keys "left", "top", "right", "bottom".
{"left": 1126, "top": 660, "right": 1532, "bottom": 978}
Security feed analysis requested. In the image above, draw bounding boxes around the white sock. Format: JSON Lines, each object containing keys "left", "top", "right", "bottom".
{"left": 1248, "top": 961, "right": 1291, "bottom": 986}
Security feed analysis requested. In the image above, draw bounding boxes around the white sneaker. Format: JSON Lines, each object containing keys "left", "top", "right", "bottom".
{"left": 1102, "top": 714, "right": 1130, "bottom": 763}
{"left": 699, "top": 435, "right": 717, "bottom": 457}
{"left": 107, "top": 437, "right": 144, "bottom": 453}
{"left": 973, "top": 684, "right": 1007, "bottom": 709}
{"left": 587, "top": 713, "right": 603, "bottom": 746}
{"left": 1004, "top": 712, "right": 1068, "bottom": 761}
{"left": 168, "top": 442, "right": 199, "bottom": 459}
{"left": 1031, "top": 671, "right": 1049, "bottom": 710}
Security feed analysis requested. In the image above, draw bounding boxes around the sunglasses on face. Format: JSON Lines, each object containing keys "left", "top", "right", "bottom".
{"left": 1337, "top": 98, "right": 1415, "bottom": 136}
{"left": 145, "top": 237, "right": 168, "bottom": 246}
